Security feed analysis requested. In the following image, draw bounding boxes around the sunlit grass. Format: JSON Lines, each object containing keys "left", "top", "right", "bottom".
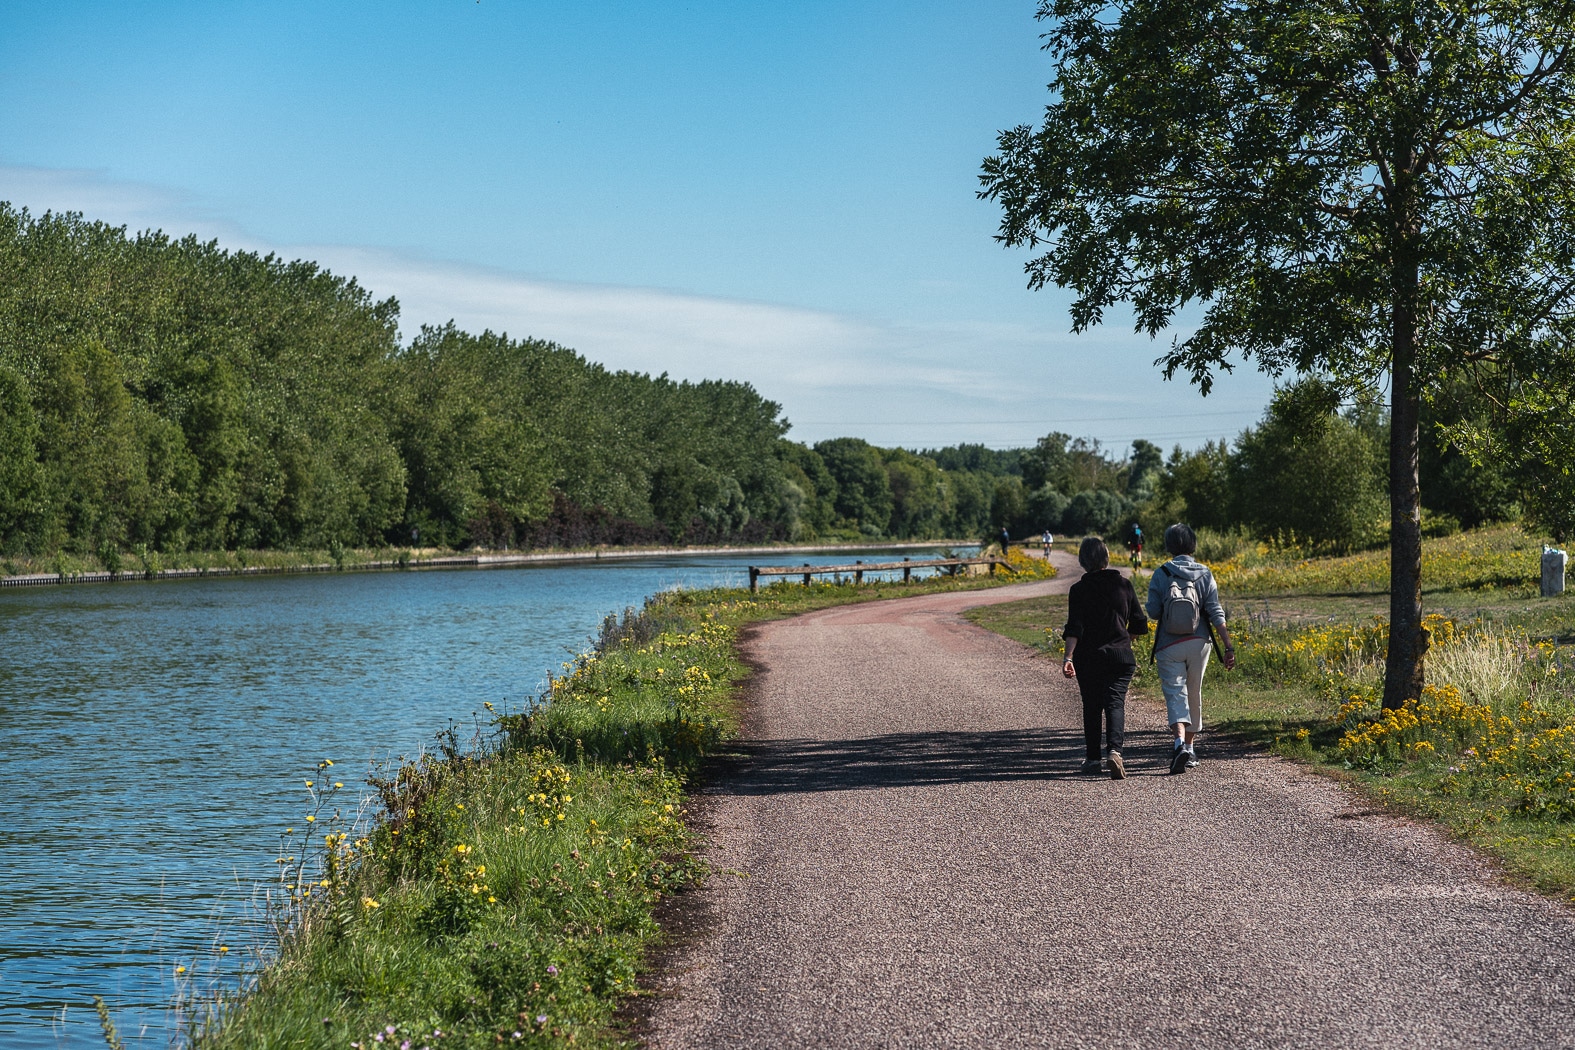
{"left": 1209, "top": 523, "right": 1546, "bottom": 597}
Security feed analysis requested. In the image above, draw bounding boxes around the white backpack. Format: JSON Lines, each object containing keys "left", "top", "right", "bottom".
{"left": 1159, "top": 564, "right": 1202, "bottom": 636}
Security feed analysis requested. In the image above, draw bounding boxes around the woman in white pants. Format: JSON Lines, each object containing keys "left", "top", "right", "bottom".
{"left": 1145, "top": 523, "right": 1235, "bottom": 774}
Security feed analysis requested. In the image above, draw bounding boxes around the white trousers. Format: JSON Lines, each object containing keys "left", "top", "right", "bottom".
{"left": 1156, "top": 636, "right": 1211, "bottom": 731}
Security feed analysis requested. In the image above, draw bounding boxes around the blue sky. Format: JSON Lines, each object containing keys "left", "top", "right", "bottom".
{"left": 0, "top": 0, "right": 1275, "bottom": 451}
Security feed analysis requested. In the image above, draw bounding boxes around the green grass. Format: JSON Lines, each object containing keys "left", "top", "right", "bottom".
{"left": 187, "top": 562, "right": 1054, "bottom": 1050}
{"left": 967, "top": 527, "right": 1575, "bottom": 906}
{"left": 1208, "top": 522, "right": 1548, "bottom": 597}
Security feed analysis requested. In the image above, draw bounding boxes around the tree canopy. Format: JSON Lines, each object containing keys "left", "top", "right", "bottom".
{"left": 0, "top": 205, "right": 1044, "bottom": 557}
{"left": 982, "top": 0, "right": 1575, "bottom": 706}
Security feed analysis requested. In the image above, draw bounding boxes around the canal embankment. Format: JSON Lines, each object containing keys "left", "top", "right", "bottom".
{"left": 0, "top": 540, "right": 978, "bottom": 588}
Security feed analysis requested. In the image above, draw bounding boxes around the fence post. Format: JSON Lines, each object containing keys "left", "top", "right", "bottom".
{"left": 803, "top": 562, "right": 812, "bottom": 587}
{"left": 749, "top": 567, "right": 759, "bottom": 593}
{"left": 854, "top": 560, "right": 863, "bottom": 585}
{"left": 903, "top": 556, "right": 911, "bottom": 584}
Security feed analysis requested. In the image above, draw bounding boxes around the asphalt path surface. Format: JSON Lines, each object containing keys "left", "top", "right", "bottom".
{"left": 644, "top": 554, "right": 1575, "bottom": 1049}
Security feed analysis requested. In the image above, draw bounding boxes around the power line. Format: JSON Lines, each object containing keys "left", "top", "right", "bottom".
{"left": 792, "top": 409, "right": 1253, "bottom": 426}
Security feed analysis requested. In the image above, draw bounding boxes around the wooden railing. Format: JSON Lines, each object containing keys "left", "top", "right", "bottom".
{"left": 747, "top": 556, "right": 1006, "bottom": 592}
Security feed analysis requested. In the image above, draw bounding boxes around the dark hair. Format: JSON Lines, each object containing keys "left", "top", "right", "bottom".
{"left": 1077, "top": 536, "right": 1110, "bottom": 572}
{"left": 1164, "top": 523, "right": 1197, "bottom": 556}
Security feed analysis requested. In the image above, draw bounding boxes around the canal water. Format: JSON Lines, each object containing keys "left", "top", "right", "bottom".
{"left": 0, "top": 547, "right": 960, "bottom": 1048}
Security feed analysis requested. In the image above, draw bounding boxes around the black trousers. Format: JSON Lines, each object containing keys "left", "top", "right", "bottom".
{"left": 1074, "top": 660, "right": 1132, "bottom": 759}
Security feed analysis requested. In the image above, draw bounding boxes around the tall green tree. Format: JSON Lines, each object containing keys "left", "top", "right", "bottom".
{"left": 883, "top": 449, "right": 949, "bottom": 538}
{"left": 1019, "top": 432, "right": 1073, "bottom": 491}
{"left": 779, "top": 441, "right": 838, "bottom": 538}
{"left": 0, "top": 364, "right": 44, "bottom": 545}
{"left": 1452, "top": 367, "right": 1575, "bottom": 540}
{"left": 1232, "top": 382, "right": 1387, "bottom": 553}
{"left": 1156, "top": 441, "right": 1235, "bottom": 532}
{"left": 982, "top": 0, "right": 1575, "bottom": 707}
{"left": 1125, "top": 439, "right": 1164, "bottom": 501}
{"left": 814, "top": 438, "right": 894, "bottom": 535}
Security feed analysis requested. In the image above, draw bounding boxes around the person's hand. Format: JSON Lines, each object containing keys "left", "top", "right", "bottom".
{"left": 1062, "top": 659, "right": 1077, "bottom": 679}
{"left": 1223, "top": 647, "right": 1237, "bottom": 670}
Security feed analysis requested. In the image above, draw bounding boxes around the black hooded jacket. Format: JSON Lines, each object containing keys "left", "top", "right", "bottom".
{"left": 1063, "top": 568, "right": 1149, "bottom": 669}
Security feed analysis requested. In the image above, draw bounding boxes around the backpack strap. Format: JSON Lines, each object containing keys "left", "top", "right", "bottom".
{"left": 1150, "top": 564, "right": 1173, "bottom": 662}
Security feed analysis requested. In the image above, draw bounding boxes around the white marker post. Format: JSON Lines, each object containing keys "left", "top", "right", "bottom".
{"left": 1541, "top": 546, "right": 1567, "bottom": 597}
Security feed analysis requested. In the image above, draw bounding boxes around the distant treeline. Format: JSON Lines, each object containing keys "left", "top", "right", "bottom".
{"left": 0, "top": 206, "right": 1519, "bottom": 560}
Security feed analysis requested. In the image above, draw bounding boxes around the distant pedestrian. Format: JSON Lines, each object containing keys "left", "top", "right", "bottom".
{"left": 999, "top": 527, "right": 1011, "bottom": 556}
{"left": 1126, "top": 522, "right": 1143, "bottom": 568}
{"left": 1062, "top": 536, "right": 1148, "bottom": 779}
{"left": 1146, "top": 523, "right": 1235, "bottom": 774}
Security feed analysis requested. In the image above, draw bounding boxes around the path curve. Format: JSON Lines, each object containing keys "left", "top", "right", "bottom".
{"left": 645, "top": 557, "right": 1575, "bottom": 1049}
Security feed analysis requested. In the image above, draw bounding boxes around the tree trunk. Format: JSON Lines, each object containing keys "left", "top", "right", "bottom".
{"left": 1383, "top": 256, "right": 1426, "bottom": 710}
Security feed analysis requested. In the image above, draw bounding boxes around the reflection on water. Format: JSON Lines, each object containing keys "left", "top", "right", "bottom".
{"left": 0, "top": 548, "right": 955, "bottom": 1047}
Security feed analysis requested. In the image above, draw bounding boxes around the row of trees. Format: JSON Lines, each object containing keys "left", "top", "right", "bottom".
{"left": 1149, "top": 380, "right": 1522, "bottom": 554}
{"left": 0, "top": 206, "right": 1539, "bottom": 565}
{"left": 0, "top": 206, "right": 810, "bottom": 556}
{"left": 0, "top": 205, "right": 1131, "bottom": 557}
{"left": 948, "top": 379, "right": 1523, "bottom": 556}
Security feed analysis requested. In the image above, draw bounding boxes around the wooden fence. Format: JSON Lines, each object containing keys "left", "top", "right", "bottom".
{"left": 747, "top": 556, "right": 1005, "bottom": 592}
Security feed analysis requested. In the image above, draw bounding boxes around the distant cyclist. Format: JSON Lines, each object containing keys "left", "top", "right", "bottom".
{"left": 1126, "top": 523, "right": 1144, "bottom": 569}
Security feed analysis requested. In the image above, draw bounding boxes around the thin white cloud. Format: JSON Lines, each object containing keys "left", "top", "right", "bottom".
{"left": 0, "top": 163, "right": 256, "bottom": 246}
{"left": 0, "top": 163, "right": 1274, "bottom": 450}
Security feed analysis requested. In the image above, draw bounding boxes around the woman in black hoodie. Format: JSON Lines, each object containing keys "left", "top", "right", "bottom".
{"left": 1062, "top": 536, "right": 1149, "bottom": 779}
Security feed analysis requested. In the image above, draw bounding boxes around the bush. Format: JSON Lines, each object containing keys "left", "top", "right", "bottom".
{"left": 1231, "top": 382, "right": 1387, "bottom": 554}
{"left": 1062, "top": 489, "right": 1129, "bottom": 535}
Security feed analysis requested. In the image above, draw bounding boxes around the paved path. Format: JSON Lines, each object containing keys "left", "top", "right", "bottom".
{"left": 645, "top": 557, "right": 1575, "bottom": 1049}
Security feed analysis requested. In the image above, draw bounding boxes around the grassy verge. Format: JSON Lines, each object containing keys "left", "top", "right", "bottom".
{"left": 3, "top": 545, "right": 408, "bottom": 578}
{"left": 188, "top": 555, "right": 1055, "bottom": 1050}
{"left": 966, "top": 531, "right": 1575, "bottom": 905}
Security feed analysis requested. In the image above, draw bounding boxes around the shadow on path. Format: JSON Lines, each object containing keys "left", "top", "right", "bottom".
{"left": 705, "top": 725, "right": 1256, "bottom": 795}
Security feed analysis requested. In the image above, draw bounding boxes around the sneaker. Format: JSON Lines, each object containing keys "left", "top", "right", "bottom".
{"left": 1108, "top": 750, "right": 1126, "bottom": 780}
{"left": 1169, "top": 741, "right": 1189, "bottom": 775}
{"left": 1080, "top": 758, "right": 1102, "bottom": 774}
{"left": 1185, "top": 747, "right": 1200, "bottom": 768}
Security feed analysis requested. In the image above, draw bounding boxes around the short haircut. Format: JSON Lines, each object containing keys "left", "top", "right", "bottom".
{"left": 1078, "top": 536, "right": 1110, "bottom": 572}
{"left": 1164, "top": 523, "right": 1197, "bottom": 556}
